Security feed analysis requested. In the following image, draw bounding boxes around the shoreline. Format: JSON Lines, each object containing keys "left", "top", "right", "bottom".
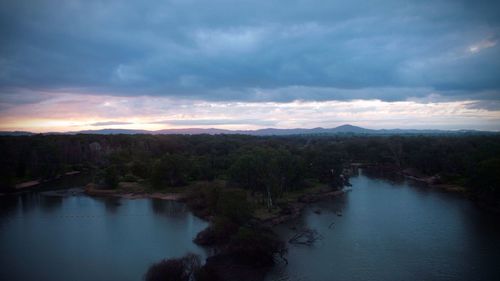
{"left": 260, "top": 188, "right": 347, "bottom": 227}
{"left": 14, "top": 171, "right": 83, "bottom": 190}
{"left": 82, "top": 181, "right": 350, "bottom": 281}
{"left": 84, "top": 184, "right": 185, "bottom": 201}
{"left": 83, "top": 181, "right": 349, "bottom": 226}
{"left": 362, "top": 165, "right": 500, "bottom": 213}
{"left": 358, "top": 164, "right": 468, "bottom": 194}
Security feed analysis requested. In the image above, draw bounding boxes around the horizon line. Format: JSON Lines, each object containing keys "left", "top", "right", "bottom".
{"left": 2, "top": 124, "right": 498, "bottom": 135}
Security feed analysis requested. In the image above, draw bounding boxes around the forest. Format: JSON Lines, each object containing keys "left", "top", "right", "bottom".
{"left": 1, "top": 133, "right": 499, "bottom": 208}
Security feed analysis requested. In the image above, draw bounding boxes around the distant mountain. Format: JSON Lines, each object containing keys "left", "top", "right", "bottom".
{"left": 0, "top": 125, "right": 495, "bottom": 136}
{"left": 76, "top": 129, "right": 151, "bottom": 135}
{"left": 155, "top": 128, "right": 234, "bottom": 135}
{"left": 235, "top": 125, "right": 380, "bottom": 135}
{"left": 154, "top": 125, "right": 375, "bottom": 136}
{"left": 0, "top": 131, "right": 35, "bottom": 136}
{"left": 330, "top": 124, "right": 374, "bottom": 133}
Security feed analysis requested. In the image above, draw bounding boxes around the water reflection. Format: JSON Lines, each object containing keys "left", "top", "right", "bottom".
{"left": 0, "top": 196, "right": 19, "bottom": 227}
{"left": 39, "top": 195, "right": 63, "bottom": 213}
{"left": 150, "top": 199, "right": 186, "bottom": 217}
{"left": 0, "top": 193, "right": 208, "bottom": 281}
{"left": 362, "top": 167, "right": 406, "bottom": 185}
{"left": 92, "top": 197, "right": 122, "bottom": 213}
{"left": 267, "top": 173, "right": 500, "bottom": 281}
{"left": 19, "top": 193, "right": 38, "bottom": 214}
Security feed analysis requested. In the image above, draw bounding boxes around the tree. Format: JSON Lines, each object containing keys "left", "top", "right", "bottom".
{"left": 104, "top": 165, "right": 119, "bottom": 189}
{"left": 151, "top": 154, "right": 190, "bottom": 188}
{"left": 226, "top": 227, "right": 287, "bottom": 266}
{"left": 131, "top": 159, "right": 152, "bottom": 179}
{"left": 306, "top": 148, "right": 345, "bottom": 188}
{"left": 144, "top": 253, "right": 201, "bottom": 281}
{"left": 229, "top": 148, "right": 276, "bottom": 208}
{"left": 470, "top": 158, "right": 500, "bottom": 199}
{"left": 216, "top": 190, "right": 252, "bottom": 224}
{"left": 189, "top": 155, "right": 216, "bottom": 181}
{"left": 229, "top": 147, "right": 307, "bottom": 209}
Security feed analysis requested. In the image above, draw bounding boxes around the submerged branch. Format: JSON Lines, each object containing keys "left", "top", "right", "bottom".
{"left": 288, "top": 228, "right": 323, "bottom": 246}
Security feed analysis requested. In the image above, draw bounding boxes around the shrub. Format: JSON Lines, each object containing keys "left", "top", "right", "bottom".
{"left": 216, "top": 190, "right": 252, "bottom": 224}
{"left": 144, "top": 253, "right": 201, "bottom": 281}
{"left": 226, "top": 227, "right": 286, "bottom": 266}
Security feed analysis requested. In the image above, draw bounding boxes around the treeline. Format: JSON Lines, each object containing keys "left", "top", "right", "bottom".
{"left": 1, "top": 134, "right": 499, "bottom": 206}
{"left": 0, "top": 134, "right": 347, "bottom": 207}
{"left": 342, "top": 135, "right": 500, "bottom": 206}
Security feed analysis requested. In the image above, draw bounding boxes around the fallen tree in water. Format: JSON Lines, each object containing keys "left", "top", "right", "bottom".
{"left": 288, "top": 228, "right": 323, "bottom": 246}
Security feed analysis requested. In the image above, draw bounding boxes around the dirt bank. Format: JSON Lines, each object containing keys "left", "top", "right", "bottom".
{"left": 84, "top": 184, "right": 185, "bottom": 201}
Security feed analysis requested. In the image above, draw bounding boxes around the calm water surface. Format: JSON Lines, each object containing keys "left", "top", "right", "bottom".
{"left": 0, "top": 184, "right": 208, "bottom": 281}
{"left": 2, "top": 172, "right": 500, "bottom": 281}
{"left": 267, "top": 171, "right": 500, "bottom": 281}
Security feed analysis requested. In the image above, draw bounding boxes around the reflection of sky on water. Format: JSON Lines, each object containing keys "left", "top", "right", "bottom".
{"left": 267, "top": 173, "right": 500, "bottom": 281}
{"left": 0, "top": 193, "right": 208, "bottom": 281}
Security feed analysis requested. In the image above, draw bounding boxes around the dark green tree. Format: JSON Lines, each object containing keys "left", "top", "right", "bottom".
{"left": 104, "top": 165, "right": 119, "bottom": 189}
{"left": 151, "top": 154, "right": 190, "bottom": 187}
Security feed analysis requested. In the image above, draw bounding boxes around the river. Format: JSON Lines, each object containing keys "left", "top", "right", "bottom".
{"left": 1, "top": 171, "right": 499, "bottom": 281}
{"left": 266, "top": 170, "right": 500, "bottom": 281}
{"left": 0, "top": 186, "right": 208, "bottom": 281}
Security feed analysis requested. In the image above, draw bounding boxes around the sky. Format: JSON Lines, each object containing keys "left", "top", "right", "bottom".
{"left": 0, "top": 0, "right": 499, "bottom": 132}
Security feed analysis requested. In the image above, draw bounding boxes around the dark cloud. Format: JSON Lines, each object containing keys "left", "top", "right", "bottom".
{"left": 0, "top": 0, "right": 499, "bottom": 102}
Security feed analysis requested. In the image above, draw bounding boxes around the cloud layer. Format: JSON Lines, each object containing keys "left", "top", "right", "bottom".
{"left": 1, "top": 93, "right": 498, "bottom": 132}
{"left": 1, "top": 0, "right": 500, "bottom": 100}
{"left": 0, "top": 0, "right": 499, "bottom": 131}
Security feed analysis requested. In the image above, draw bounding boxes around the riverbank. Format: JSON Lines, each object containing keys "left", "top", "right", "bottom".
{"left": 83, "top": 179, "right": 348, "bottom": 281}
{"left": 13, "top": 171, "right": 83, "bottom": 190}
{"left": 84, "top": 183, "right": 185, "bottom": 200}
{"left": 84, "top": 179, "right": 349, "bottom": 225}
{"left": 1, "top": 171, "right": 90, "bottom": 197}
{"left": 265, "top": 173, "right": 500, "bottom": 281}
{"left": 399, "top": 168, "right": 467, "bottom": 193}
{"left": 258, "top": 188, "right": 347, "bottom": 227}
{"left": 361, "top": 164, "right": 500, "bottom": 213}
{"left": 358, "top": 164, "right": 467, "bottom": 194}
